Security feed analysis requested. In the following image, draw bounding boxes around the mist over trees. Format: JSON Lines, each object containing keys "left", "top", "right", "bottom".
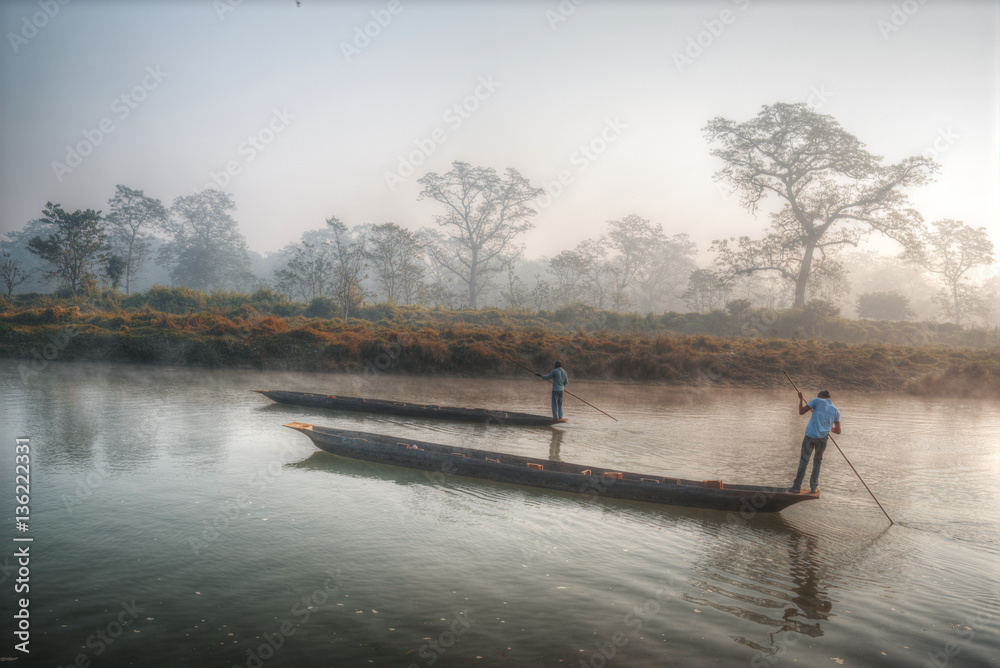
{"left": 326, "top": 217, "right": 368, "bottom": 320}
{"left": 856, "top": 291, "right": 915, "bottom": 321}
{"left": 0, "top": 251, "right": 30, "bottom": 298}
{"left": 159, "top": 190, "right": 251, "bottom": 291}
{"left": 273, "top": 226, "right": 339, "bottom": 303}
{"left": 903, "top": 219, "right": 996, "bottom": 326}
{"left": 418, "top": 162, "right": 542, "bottom": 309}
{"left": 4, "top": 104, "right": 998, "bottom": 332}
{"left": 365, "top": 222, "right": 425, "bottom": 305}
{"left": 26, "top": 202, "right": 108, "bottom": 295}
{"left": 105, "top": 185, "right": 168, "bottom": 295}
{"left": 705, "top": 102, "right": 937, "bottom": 308}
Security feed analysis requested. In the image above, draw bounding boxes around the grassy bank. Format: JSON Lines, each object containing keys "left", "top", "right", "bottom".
{"left": 1, "top": 303, "right": 996, "bottom": 396}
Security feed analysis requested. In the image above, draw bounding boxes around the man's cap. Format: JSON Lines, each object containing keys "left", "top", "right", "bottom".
{"left": 817, "top": 390, "right": 831, "bottom": 398}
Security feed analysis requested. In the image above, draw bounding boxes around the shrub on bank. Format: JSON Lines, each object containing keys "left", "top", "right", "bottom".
{"left": 122, "top": 286, "right": 207, "bottom": 313}
{"left": 4, "top": 285, "right": 998, "bottom": 350}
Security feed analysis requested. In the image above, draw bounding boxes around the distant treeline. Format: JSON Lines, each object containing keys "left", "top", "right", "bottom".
{"left": 1, "top": 287, "right": 996, "bottom": 396}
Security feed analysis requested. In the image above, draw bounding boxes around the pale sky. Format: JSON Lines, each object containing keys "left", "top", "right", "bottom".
{"left": 2, "top": 0, "right": 997, "bottom": 262}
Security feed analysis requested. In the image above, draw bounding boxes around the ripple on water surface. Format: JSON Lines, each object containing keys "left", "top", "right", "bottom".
{"left": 2, "top": 362, "right": 997, "bottom": 667}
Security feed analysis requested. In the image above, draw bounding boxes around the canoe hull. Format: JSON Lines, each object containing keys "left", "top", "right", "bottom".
{"left": 284, "top": 422, "right": 818, "bottom": 513}
{"left": 256, "top": 389, "right": 563, "bottom": 426}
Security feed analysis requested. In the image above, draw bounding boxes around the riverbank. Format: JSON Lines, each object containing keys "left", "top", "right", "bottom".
{"left": 1, "top": 305, "right": 996, "bottom": 396}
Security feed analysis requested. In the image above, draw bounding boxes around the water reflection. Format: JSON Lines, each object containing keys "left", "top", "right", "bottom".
{"left": 692, "top": 514, "right": 892, "bottom": 658}
{"left": 785, "top": 532, "right": 834, "bottom": 624}
{"left": 549, "top": 428, "right": 565, "bottom": 461}
{"left": 291, "top": 445, "right": 895, "bottom": 660}
{"left": 685, "top": 522, "right": 830, "bottom": 657}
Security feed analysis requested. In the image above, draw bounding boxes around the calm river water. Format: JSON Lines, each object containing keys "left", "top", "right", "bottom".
{"left": 1, "top": 360, "right": 997, "bottom": 667}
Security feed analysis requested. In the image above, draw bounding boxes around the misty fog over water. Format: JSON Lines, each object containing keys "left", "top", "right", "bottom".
{"left": 2, "top": 2, "right": 998, "bottom": 667}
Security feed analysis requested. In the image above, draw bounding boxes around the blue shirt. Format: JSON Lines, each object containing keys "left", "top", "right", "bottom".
{"left": 805, "top": 398, "right": 841, "bottom": 438}
{"left": 541, "top": 367, "right": 568, "bottom": 391}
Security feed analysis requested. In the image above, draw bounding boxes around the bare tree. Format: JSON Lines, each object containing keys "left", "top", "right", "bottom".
{"left": 549, "top": 240, "right": 611, "bottom": 309}
{"left": 904, "top": 219, "right": 996, "bottom": 326}
{"left": 604, "top": 214, "right": 665, "bottom": 308}
{"left": 966, "top": 275, "right": 999, "bottom": 329}
{"left": 420, "top": 230, "right": 465, "bottom": 309}
{"left": 498, "top": 249, "right": 528, "bottom": 310}
{"left": 327, "top": 217, "right": 368, "bottom": 319}
{"left": 274, "top": 231, "right": 337, "bottom": 302}
{"left": 681, "top": 269, "right": 732, "bottom": 313}
{"left": 546, "top": 218, "right": 696, "bottom": 312}
{"left": 365, "top": 222, "right": 425, "bottom": 304}
{"left": 418, "top": 161, "right": 543, "bottom": 308}
{"left": 705, "top": 102, "right": 937, "bottom": 307}
{"left": 0, "top": 220, "right": 54, "bottom": 293}
{"left": 105, "top": 185, "right": 168, "bottom": 294}
{"left": 0, "top": 252, "right": 30, "bottom": 298}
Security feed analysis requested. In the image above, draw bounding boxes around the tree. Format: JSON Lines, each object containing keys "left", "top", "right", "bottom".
{"left": 105, "top": 185, "right": 168, "bottom": 295}
{"left": 420, "top": 230, "right": 466, "bottom": 309}
{"left": 159, "top": 190, "right": 250, "bottom": 291}
{"left": 545, "top": 218, "right": 697, "bottom": 312}
{"left": 0, "top": 252, "right": 30, "bottom": 297}
{"left": 549, "top": 240, "right": 611, "bottom": 309}
{"left": 728, "top": 272, "right": 792, "bottom": 311}
{"left": 965, "top": 276, "right": 999, "bottom": 329}
{"left": 725, "top": 298, "right": 752, "bottom": 318}
{"left": 681, "top": 269, "right": 731, "bottom": 313}
{"left": 603, "top": 214, "right": 665, "bottom": 310}
{"left": 903, "top": 219, "right": 996, "bottom": 326}
{"left": 1, "top": 220, "right": 55, "bottom": 293}
{"left": 102, "top": 254, "right": 128, "bottom": 292}
{"left": 418, "top": 161, "right": 543, "bottom": 308}
{"left": 856, "top": 291, "right": 914, "bottom": 321}
{"left": 838, "top": 249, "right": 937, "bottom": 320}
{"left": 26, "top": 202, "right": 108, "bottom": 294}
{"left": 327, "top": 217, "right": 368, "bottom": 319}
{"left": 705, "top": 102, "right": 937, "bottom": 307}
{"left": 498, "top": 250, "right": 529, "bottom": 310}
{"left": 274, "top": 228, "right": 338, "bottom": 302}
{"left": 634, "top": 232, "right": 698, "bottom": 312}
{"left": 365, "top": 222, "right": 425, "bottom": 304}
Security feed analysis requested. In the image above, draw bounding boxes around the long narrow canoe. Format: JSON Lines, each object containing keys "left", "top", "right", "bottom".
{"left": 284, "top": 422, "right": 819, "bottom": 513}
{"left": 254, "top": 389, "right": 565, "bottom": 426}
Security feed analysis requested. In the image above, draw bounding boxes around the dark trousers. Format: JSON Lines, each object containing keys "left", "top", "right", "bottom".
{"left": 792, "top": 435, "right": 828, "bottom": 491}
{"left": 551, "top": 391, "right": 563, "bottom": 419}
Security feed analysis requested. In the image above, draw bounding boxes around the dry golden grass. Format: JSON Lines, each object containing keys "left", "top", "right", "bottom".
{"left": 0, "top": 304, "right": 995, "bottom": 396}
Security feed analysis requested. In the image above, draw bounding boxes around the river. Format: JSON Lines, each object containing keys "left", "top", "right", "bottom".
{"left": 1, "top": 360, "right": 997, "bottom": 667}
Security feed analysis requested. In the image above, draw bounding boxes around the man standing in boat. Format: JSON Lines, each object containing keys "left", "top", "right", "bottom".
{"left": 538, "top": 361, "right": 568, "bottom": 421}
{"left": 787, "top": 390, "right": 841, "bottom": 494}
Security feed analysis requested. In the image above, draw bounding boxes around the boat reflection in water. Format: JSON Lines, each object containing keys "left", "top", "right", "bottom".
{"left": 288, "top": 434, "right": 872, "bottom": 660}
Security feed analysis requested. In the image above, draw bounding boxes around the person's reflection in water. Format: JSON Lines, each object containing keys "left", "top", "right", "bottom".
{"left": 782, "top": 532, "right": 833, "bottom": 629}
{"left": 548, "top": 429, "right": 564, "bottom": 462}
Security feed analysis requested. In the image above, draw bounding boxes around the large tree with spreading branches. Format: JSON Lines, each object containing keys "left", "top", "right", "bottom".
{"left": 705, "top": 102, "right": 938, "bottom": 307}
{"left": 26, "top": 202, "right": 108, "bottom": 294}
{"left": 418, "top": 161, "right": 542, "bottom": 308}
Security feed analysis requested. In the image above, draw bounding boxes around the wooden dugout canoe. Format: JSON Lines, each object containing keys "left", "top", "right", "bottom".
{"left": 254, "top": 389, "right": 565, "bottom": 426}
{"left": 283, "top": 422, "right": 819, "bottom": 513}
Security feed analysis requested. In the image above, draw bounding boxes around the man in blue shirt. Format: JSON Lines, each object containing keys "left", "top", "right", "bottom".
{"left": 787, "top": 390, "right": 841, "bottom": 494}
{"left": 538, "top": 361, "right": 568, "bottom": 420}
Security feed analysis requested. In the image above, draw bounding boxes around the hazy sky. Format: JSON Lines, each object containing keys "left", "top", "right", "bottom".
{"left": 2, "top": 0, "right": 997, "bottom": 263}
